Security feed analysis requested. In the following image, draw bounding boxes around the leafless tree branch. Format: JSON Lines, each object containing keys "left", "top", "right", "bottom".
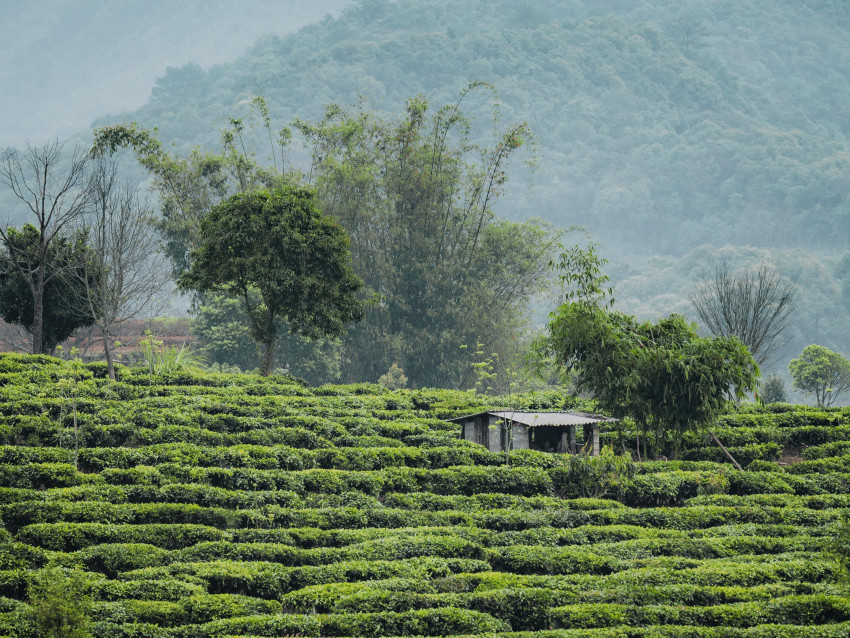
{"left": 67, "top": 159, "right": 170, "bottom": 379}
{"left": 690, "top": 261, "right": 797, "bottom": 369}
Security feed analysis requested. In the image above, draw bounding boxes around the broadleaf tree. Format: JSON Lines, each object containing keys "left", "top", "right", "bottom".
{"left": 0, "top": 224, "right": 100, "bottom": 354}
{"left": 788, "top": 344, "right": 850, "bottom": 407}
{"left": 92, "top": 119, "right": 344, "bottom": 381}
{"left": 0, "top": 142, "right": 91, "bottom": 353}
{"left": 177, "top": 187, "right": 364, "bottom": 376}
{"left": 547, "top": 244, "right": 759, "bottom": 459}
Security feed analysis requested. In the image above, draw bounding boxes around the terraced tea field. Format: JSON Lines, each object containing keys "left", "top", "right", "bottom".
{"left": 0, "top": 354, "right": 847, "bottom": 636}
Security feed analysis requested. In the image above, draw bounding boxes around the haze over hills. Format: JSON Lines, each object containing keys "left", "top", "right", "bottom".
{"left": 107, "top": 0, "right": 850, "bottom": 254}
{"left": 0, "top": 0, "right": 351, "bottom": 147}
{"left": 3, "top": 0, "right": 850, "bottom": 383}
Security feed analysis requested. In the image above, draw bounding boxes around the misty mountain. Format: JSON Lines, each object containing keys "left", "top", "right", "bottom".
{"left": 103, "top": 0, "right": 850, "bottom": 256}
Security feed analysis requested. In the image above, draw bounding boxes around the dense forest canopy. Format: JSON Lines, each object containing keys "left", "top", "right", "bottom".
{"left": 2, "top": 0, "right": 849, "bottom": 386}
{"left": 104, "top": 0, "right": 850, "bottom": 252}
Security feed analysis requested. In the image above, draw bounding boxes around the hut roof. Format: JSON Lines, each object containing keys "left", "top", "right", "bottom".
{"left": 448, "top": 411, "right": 616, "bottom": 427}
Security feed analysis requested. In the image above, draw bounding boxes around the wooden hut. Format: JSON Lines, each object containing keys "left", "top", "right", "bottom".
{"left": 449, "top": 411, "right": 615, "bottom": 456}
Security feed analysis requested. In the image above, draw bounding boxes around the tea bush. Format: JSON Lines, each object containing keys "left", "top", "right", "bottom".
{"left": 0, "top": 354, "right": 846, "bottom": 635}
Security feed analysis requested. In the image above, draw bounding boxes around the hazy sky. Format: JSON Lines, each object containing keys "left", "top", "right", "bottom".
{"left": 0, "top": 0, "right": 352, "bottom": 148}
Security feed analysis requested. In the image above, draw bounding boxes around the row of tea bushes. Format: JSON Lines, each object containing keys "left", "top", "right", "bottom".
{"left": 0, "top": 355, "right": 846, "bottom": 636}
{"left": 0, "top": 460, "right": 847, "bottom": 507}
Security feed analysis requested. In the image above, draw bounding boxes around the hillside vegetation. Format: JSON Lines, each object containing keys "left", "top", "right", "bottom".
{"left": 72, "top": 0, "right": 850, "bottom": 372}
{"left": 0, "top": 354, "right": 847, "bottom": 636}
{"left": 109, "top": 0, "right": 850, "bottom": 255}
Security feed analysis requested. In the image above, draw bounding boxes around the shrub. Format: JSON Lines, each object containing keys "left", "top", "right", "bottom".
{"left": 835, "top": 510, "right": 850, "bottom": 584}
{"left": 551, "top": 446, "right": 636, "bottom": 499}
{"left": 16, "top": 523, "right": 230, "bottom": 551}
{"left": 727, "top": 471, "right": 794, "bottom": 495}
{"left": 180, "top": 593, "right": 280, "bottom": 624}
{"left": 77, "top": 544, "right": 171, "bottom": 577}
{"left": 26, "top": 566, "right": 93, "bottom": 638}
{"left": 623, "top": 471, "right": 729, "bottom": 506}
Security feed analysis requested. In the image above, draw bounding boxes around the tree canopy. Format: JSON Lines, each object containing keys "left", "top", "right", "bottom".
{"left": 0, "top": 225, "right": 100, "bottom": 354}
{"left": 546, "top": 245, "right": 759, "bottom": 459}
{"left": 177, "top": 186, "right": 364, "bottom": 376}
{"left": 788, "top": 344, "right": 850, "bottom": 407}
{"left": 80, "top": 0, "right": 850, "bottom": 258}
{"left": 94, "top": 87, "right": 562, "bottom": 387}
{"left": 690, "top": 261, "right": 796, "bottom": 368}
{"left": 298, "top": 88, "right": 562, "bottom": 387}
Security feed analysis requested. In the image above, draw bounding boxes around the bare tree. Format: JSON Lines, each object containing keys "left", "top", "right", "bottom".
{"left": 0, "top": 142, "right": 90, "bottom": 353}
{"left": 70, "top": 159, "right": 170, "bottom": 380}
{"left": 690, "top": 261, "right": 797, "bottom": 369}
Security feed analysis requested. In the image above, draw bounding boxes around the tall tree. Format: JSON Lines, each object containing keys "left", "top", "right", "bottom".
{"left": 92, "top": 119, "right": 343, "bottom": 379}
{"left": 94, "top": 88, "right": 562, "bottom": 387}
{"left": 178, "top": 187, "right": 364, "bottom": 376}
{"left": 67, "top": 159, "right": 170, "bottom": 380}
{"left": 689, "top": 261, "right": 797, "bottom": 368}
{"left": 91, "top": 111, "right": 285, "bottom": 278}
{"left": 788, "top": 344, "right": 850, "bottom": 407}
{"left": 297, "top": 85, "right": 562, "bottom": 387}
{"left": 0, "top": 142, "right": 90, "bottom": 353}
{"left": 0, "top": 225, "right": 100, "bottom": 353}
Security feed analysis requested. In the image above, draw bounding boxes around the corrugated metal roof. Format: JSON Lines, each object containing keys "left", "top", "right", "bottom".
{"left": 448, "top": 411, "right": 616, "bottom": 427}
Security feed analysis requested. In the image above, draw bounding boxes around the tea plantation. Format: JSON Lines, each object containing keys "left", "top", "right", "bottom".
{"left": 0, "top": 354, "right": 847, "bottom": 637}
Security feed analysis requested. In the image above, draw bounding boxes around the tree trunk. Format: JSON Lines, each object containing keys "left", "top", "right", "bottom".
{"left": 709, "top": 430, "right": 744, "bottom": 471}
{"left": 103, "top": 329, "right": 115, "bottom": 381}
{"left": 32, "top": 286, "right": 44, "bottom": 354}
{"left": 260, "top": 339, "right": 276, "bottom": 376}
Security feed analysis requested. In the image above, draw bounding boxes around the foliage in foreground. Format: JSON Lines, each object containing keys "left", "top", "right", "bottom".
{"left": 26, "top": 566, "right": 92, "bottom": 638}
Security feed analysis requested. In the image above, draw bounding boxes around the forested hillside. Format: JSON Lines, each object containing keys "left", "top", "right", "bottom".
{"left": 108, "top": 0, "right": 850, "bottom": 253}
{"left": 3, "top": 0, "right": 848, "bottom": 386}
{"left": 79, "top": 0, "right": 850, "bottom": 378}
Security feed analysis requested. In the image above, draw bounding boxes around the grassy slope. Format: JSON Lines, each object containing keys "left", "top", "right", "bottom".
{"left": 0, "top": 354, "right": 847, "bottom": 636}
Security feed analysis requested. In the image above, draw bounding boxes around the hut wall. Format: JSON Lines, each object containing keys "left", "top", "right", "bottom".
{"left": 487, "top": 416, "right": 502, "bottom": 454}
{"left": 464, "top": 416, "right": 488, "bottom": 448}
{"left": 512, "top": 424, "right": 529, "bottom": 450}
